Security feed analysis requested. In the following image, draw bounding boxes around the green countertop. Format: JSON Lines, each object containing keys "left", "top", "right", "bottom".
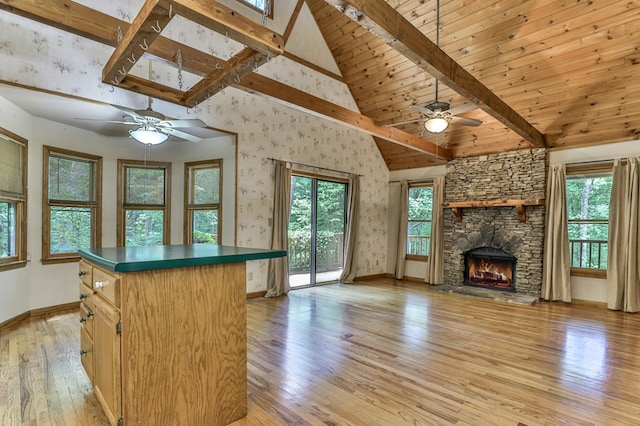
{"left": 78, "top": 244, "right": 287, "bottom": 273}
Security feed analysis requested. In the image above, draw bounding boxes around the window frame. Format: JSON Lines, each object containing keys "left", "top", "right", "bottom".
{"left": 236, "top": 0, "right": 273, "bottom": 18}
{"left": 405, "top": 181, "right": 434, "bottom": 262}
{"left": 0, "top": 128, "right": 27, "bottom": 272}
{"left": 184, "top": 159, "right": 223, "bottom": 244}
{"left": 117, "top": 159, "right": 171, "bottom": 247}
{"left": 42, "top": 146, "right": 102, "bottom": 264}
{"left": 566, "top": 162, "right": 612, "bottom": 279}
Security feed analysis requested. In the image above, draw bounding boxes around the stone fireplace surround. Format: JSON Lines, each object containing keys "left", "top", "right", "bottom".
{"left": 442, "top": 149, "right": 546, "bottom": 297}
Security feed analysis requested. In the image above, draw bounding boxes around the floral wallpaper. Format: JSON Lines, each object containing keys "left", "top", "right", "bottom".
{"left": 0, "top": 3, "right": 389, "bottom": 290}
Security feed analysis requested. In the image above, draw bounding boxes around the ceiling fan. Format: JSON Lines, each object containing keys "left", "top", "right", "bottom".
{"left": 99, "top": 103, "right": 208, "bottom": 145}
{"left": 387, "top": 0, "right": 482, "bottom": 135}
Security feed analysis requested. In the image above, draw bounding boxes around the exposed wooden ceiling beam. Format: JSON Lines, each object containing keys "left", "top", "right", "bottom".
{"left": 0, "top": 0, "right": 446, "bottom": 158}
{"left": 168, "top": 0, "right": 284, "bottom": 55}
{"left": 237, "top": 73, "right": 452, "bottom": 159}
{"left": 102, "top": 0, "right": 171, "bottom": 85}
{"left": 322, "top": 0, "right": 548, "bottom": 148}
{"left": 184, "top": 48, "right": 267, "bottom": 108}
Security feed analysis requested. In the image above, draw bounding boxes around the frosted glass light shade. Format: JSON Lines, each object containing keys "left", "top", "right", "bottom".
{"left": 424, "top": 117, "right": 449, "bottom": 134}
{"left": 130, "top": 128, "right": 168, "bottom": 145}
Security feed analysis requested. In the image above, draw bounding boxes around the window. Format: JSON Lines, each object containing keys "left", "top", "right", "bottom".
{"left": 0, "top": 128, "right": 27, "bottom": 271}
{"left": 184, "top": 159, "right": 222, "bottom": 244}
{"left": 406, "top": 183, "right": 433, "bottom": 259}
{"left": 237, "top": 0, "right": 273, "bottom": 16}
{"left": 43, "top": 147, "right": 101, "bottom": 263}
{"left": 566, "top": 163, "right": 613, "bottom": 277}
{"left": 118, "top": 160, "right": 171, "bottom": 247}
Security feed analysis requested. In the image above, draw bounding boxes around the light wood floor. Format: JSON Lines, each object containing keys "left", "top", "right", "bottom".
{"left": 3, "top": 279, "right": 640, "bottom": 425}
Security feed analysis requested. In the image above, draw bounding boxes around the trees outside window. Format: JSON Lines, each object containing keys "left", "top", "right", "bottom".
{"left": 407, "top": 184, "right": 433, "bottom": 259}
{"left": 43, "top": 146, "right": 101, "bottom": 263}
{"left": 566, "top": 164, "right": 612, "bottom": 277}
{"left": 237, "top": 0, "right": 272, "bottom": 16}
{"left": 118, "top": 160, "right": 170, "bottom": 247}
{"left": 0, "top": 128, "right": 27, "bottom": 271}
{"left": 184, "top": 160, "right": 221, "bottom": 244}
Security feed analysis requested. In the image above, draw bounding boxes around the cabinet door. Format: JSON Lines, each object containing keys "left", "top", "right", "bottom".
{"left": 93, "top": 296, "right": 122, "bottom": 426}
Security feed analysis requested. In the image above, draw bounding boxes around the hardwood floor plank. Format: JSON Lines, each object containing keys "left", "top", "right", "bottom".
{"left": 3, "top": 280, "right": 640, "bottom": 424}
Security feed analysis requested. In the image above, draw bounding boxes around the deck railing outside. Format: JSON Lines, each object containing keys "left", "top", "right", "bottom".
{"left": 407, "top": 235, "right": 431, "bottom": 256}
{"left": 569, "top": 238, "right": 607, "bottom": 269}
{"left": 288, "top": 233, "right": 344, "bottom": 273}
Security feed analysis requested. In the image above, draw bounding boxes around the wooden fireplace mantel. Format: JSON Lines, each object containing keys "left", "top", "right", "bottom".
{"left": 442, "top": 199, "right": 545, "bottom": 223}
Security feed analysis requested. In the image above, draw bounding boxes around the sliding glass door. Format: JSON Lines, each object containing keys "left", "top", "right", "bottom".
{"left": 288, "top": 175, "right": 347, "bottom": 288}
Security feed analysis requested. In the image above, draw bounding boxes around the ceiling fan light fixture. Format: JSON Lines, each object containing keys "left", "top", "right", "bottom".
{"left": 129, "top": 127, "right": 168, "bottom": 145}
{"left": 424, "top": 116, "right": 450, "bottom": 134}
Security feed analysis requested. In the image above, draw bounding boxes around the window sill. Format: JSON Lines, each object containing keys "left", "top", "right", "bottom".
{"left": 570, "top": 268, "right": 607, "bottom": 279}
{"left": 0, "top": 260, "right": 28, "bottom": 272}
{"left": 41, "top": 256, "right": 81, "bottom": 265}
{"left": 406, "top": 255, "right": 429, "bottom": 262}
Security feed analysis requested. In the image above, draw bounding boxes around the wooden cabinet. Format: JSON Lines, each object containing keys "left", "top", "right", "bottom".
{"left": 78, "top": 255, "right": 250, "bottom": 426}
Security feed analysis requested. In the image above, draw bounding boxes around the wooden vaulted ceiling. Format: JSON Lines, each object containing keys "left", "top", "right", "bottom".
{"left": 2, "top": 0, "right": 640, "bottom": 170}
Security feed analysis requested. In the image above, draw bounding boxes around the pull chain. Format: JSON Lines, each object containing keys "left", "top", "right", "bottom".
{"left": 176, "top": 49, "right": 183, "bottom": 91}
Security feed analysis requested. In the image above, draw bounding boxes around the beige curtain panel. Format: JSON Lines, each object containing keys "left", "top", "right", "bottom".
{"left": 425, "top": 176, "right": 444, "bottom": 285}
{"left": 339, "top": 175, "right": 360, "bottom": 283}
{"left": 541, "top": 164, "right": 572, "bottom": 302}
{"left": 394, "top": 181, "right": 409, "bottom": 279}
{"left": 607, "top": 158, "right": 640, "bottom": 312}
{"left": 266, "top": 160, "right": 291, "bottom": 298}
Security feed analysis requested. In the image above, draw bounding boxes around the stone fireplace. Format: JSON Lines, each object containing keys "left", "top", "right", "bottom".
{"left": 443, "top": 149, "right": 546, "bottom": 297}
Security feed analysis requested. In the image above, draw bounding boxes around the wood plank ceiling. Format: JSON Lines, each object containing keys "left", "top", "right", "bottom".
{"left": 2, "top": 0, "right": 640, "bottom": 170}
{"left": 307, "top": 0, "right": 640, "bottom": 170}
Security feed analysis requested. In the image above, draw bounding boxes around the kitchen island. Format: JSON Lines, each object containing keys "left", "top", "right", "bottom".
{"left": 77, "top": 244, "right": 286, "bottom": 426}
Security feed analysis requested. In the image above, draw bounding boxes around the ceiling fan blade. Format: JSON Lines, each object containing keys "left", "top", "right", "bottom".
{"left": 112, "top": 104, "right": 145, "bottom": 120}
{"left": 75, "top": 118, "right": 138, "bottom": 125}
{"left": 450, "top": 116, "right": 483, "bottom": 127}
{"left": 385, "top": 117, "right": 423, "bottom": 127}
{"left": 448, "top": 103, "right": 478, "bottom": 115}
{"left": 158, "top": 119, "right": 207, "bottom": 128}
{"left": 410, "top": 105, "right": 436, "bottom": 115}
{"left": 162, "top": 128, "right": 202, "bottom": 142}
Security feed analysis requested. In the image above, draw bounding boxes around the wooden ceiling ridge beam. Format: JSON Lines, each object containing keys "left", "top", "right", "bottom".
{"left": 236, "top": 73, "right": 452, "bottom": 160}
{"left": 323, "top": 0, "right": 547, "bottom": 148}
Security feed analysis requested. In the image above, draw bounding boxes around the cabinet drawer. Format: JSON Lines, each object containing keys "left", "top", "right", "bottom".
{"left": 80, "top": 302, "right": 94, "bottom": 338}
{"left": 79, "top": 282, "right": 94, "bottom": 310}
{"left": 80, "top": 327, "right": 94, "bottom": 384}
{"left": 93, "top": 267, "right": 120, "bottom": 308}
{"left": 78, "top": 260, "right": 93, "bottom": 288}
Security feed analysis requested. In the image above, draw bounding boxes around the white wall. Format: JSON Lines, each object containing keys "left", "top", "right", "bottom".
{"left": 549, "top": 139, "right": 640, "bottom": 303}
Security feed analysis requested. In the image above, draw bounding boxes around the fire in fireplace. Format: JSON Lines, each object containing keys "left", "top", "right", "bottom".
{"left": 464, "top": 247, "right": 517, "bottom": 292}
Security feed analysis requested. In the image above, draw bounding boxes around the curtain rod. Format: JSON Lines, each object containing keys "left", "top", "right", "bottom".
{"left": 564, "top": 158, "right": 616, "bottom": 166}
{"left": 388, "top": 178, "right": 436, "bottom": 184}
{"left": 267, "top": 157, "right": 361, "bottom": 176}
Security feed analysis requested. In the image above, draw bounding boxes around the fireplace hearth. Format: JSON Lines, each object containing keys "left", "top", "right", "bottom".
{"left": 464, "top": 247, "right": 517, "bottom": 292}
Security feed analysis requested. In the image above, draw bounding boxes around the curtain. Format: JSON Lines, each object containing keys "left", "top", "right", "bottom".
{"left": 266, "top": 160, "right": 291, "bottom": 298}
{"left": 339, "top": 175, "right": 360, "bottom": 283}
{"left": 394, "top": 181, "right": 409, "bottom": 279}
{"left": 425, "top": 177, "right": 444, "bottom": 285}
{"left": 607, "top": 158, "right": 640, "bottom": 312}
{"left": 541, "top": 164, "right": 572, "bottom": 302}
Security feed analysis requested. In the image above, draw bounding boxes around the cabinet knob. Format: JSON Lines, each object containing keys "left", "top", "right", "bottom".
{"left": 80, "top": 349, "right": 87, "bottom": 356}
{"left": 87, "top": 311, "right": 94, "bottom": 318}
{"left": 79, "top": 293, "right": 87, "bottom": 300}
{"left": 78, "top": 271, "right": 86, "bottom": 277}
{"left": 79, "top": 317, "right": 86, "bottom": 323}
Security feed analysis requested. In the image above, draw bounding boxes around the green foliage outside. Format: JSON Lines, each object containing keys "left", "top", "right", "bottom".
{"left": 50, "top": 207, "right": 92, "bottom": 254}
{"left": 566, "top": 176, "right": 612, "bottom": 269}
{"left": 125, "top": 210, "right": 164, "bottom": 247}
{"left": 125, "top": 167, "right": 165, "bottom": 205}
{"left": 407, "top": 186, "right": 433, "bottom": 256}
{"left": 288, "top": 176, "right": 346, "bottom": 272}
{"left": 193, "top": 167, "right": 220, "bottom": 204}
{"left": 192, "top": 210, "right": 218, "bottom": 244}
{"left": 0, "top": 201, "right": 15, "bottom": 257}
